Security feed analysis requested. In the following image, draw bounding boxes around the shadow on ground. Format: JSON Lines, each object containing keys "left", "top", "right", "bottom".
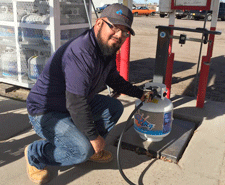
{"left": 183, "top": 55, "right": 225, "bottom": 102}
{"left": 130, "top": 55, "right": 225, "bottom": 102}
{"left": 129, "top": 57, "right": 195, "bottom": 84}
{"left": 0, "top": 97, "right": 154, "bottom": 184}
{"left": 0, "top": 122, "right": 153, "bottom": 185}
{"left": 0, "top": 98, "right": 31, "bottom": 141}
{"left": 172, "top": 94, "right": 225, "bottom": 121}
{"left": 0, "top": 132, "right": 40, "bottom": 168}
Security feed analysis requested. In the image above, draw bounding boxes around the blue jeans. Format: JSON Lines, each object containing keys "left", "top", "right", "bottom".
{"left": 27, "top": 94, "right": 124, "bottom": 169}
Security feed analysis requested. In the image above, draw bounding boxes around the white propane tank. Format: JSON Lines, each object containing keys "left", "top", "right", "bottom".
{"left": 0, "top": 47, "right": 26, "bottom": 79}
{"left": 134, "top": 83, "right": 173, "bottom": 142}
{"left": 21, "top": 14, "right": 45, "bottom": 44}
{"left": 28, "top": 54, "right": 47, "bottom": 82}
{"left": 0, "top": 5, "right": 14, "bottom": 22}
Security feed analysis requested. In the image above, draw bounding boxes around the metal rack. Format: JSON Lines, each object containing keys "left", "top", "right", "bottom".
{"left": 0, "top": 0, "right": 91, "bottom": 88}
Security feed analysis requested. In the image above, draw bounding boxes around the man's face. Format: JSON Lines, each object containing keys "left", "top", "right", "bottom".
{"left": 96, "top": 18, "right": 129, "bottom": 57}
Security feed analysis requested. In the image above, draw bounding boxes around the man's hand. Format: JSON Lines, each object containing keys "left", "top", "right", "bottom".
{"left": 140, "top": 91, "right": 154, "bottom": 102}
{"left": 90, "top": 135, "right": 105, "bottom": 154}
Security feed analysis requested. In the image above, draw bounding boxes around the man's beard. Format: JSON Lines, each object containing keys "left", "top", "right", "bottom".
{"left": 96, "top": 26, "right": 121, "bottom": 57}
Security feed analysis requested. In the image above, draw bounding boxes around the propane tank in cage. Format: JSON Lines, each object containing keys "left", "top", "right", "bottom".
{"left": 0, "top": 47, "right": 27, "bottom": 79}
{"left": 0, "top": 5, "right": 14, "bottom": 22}
{"left": 28, "top": 53, "right": 47, "bottom": 82}
{"left": 134, "top": 83, "right": 173, "bottom": 142}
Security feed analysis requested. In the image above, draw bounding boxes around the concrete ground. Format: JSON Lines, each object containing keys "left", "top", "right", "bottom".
{"left": 1, "top": 90, "right": 225, "bottom": 185}
{"left": 0, "top": 14, "right": 225, "bottom": 185}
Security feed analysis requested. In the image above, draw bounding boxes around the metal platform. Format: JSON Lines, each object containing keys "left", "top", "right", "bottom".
{"left": 117, "top": 119, "right": 196, "bottom": 163}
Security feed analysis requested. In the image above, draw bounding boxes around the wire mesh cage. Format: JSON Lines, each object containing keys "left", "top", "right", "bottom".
{"left": 0, "top": 46, "right": 36, "bottom": 80}
{"left": 42, "top": 28, "right": 88, "bottom": 46}
{"left": 0, "top": 1, "right": 13, "bottom": 22}
{"left": 0, "top": 0, "right": 91, "bottom": 88}
{"left": 0, "top": 25, "right": 15, "bottom": 43}
{"left": 60, "top": 1, "right": 89, "bottom": 25}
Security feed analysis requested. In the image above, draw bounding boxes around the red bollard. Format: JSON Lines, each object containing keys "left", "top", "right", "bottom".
{"left": 116, "top": 50, "right": 121, "bottom": 73}
{"left": 196, "top": 56, "right": 210, "bottom": 108}
{"left": 165, "top": 53, "right": 175, "bottom": 99}
{"left": 196, "top": 27, "right": 216, "bottom": 108}
{"left": 120, "top": 35, "right": 131, "bottom": 81}
{"left": 165, "top": 26, "right": 174, "bottom": 99}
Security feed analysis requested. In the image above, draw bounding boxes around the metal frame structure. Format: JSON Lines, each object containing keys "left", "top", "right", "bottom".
{"left": 0, "top": 0, "right": 91, "bottom": 88}
{"left": 157, "top": 0, "right": 221, "bottom": 108}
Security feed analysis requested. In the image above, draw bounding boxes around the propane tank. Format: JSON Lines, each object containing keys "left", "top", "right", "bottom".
{"left": 28, "top": 54, "right": 47, "bottom": 82}
{"left": 21, "top": 14, "right": 45, "bottom": 44}
{"left": 134, "top": 83, "right": 173, "bottom": 142}
{"left": 0, "top": 5, "right": 14, "bottom": 22}
{"left": 0, "top": 47, "right": 27, "bottom": 79}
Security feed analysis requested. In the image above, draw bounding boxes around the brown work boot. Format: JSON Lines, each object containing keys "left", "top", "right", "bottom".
{"left": 89, "top": 150, "right": 113, "bottom": 163}
{"left": 24, "top": 145, "right": 50, "bottom": 184}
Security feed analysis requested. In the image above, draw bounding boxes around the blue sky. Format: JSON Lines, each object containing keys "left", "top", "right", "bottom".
{"left": 134, "top": 0, "right": 159, "bottom": 4}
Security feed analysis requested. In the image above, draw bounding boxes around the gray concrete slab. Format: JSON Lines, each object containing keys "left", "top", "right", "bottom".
{"left": 120, "top": 119, "right": 195, "bottom": 163}
{"left": 1, "top": 92, "right": 225, "bottom": 185}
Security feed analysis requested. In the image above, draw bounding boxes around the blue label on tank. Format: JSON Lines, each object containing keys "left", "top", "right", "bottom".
{"left": 163, "top": 112, "right": 172, "bottom": 133}
{"left": 134, "top": 124, "right": 167, "bottom": 135}
{"left": 134, "top": 111, "right": 172, "bottom": 136}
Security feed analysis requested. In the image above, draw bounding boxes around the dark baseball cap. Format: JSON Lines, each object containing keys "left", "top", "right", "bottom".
{"left": 100, "top": 3, "right": 135, "bottom": 36}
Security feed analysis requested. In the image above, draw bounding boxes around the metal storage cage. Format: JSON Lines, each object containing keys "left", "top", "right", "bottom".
{"left": 0, "top": 0, "right": 91, "bottom": 88}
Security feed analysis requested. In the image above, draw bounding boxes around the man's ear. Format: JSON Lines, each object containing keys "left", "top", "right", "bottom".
{"left": 95, "top": 18, "right": 103, "bottom": 27}
{"left": 94, "top": 18, "right": 103, "bottom": 36}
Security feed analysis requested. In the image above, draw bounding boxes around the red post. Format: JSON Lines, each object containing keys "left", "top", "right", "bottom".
{"left": 116, "top": 50, "right": 121, "bottom": 73}
{"left": 165, "top": 26, "right": 175, "bottom": 99}
{"left": 196, "top": 27, "right": 216, "bottom": 108}
{"left": 120, "top": 35, "right": 131, "bottom": 81}
{"left": 165, "top": 53, "right": 175, "bottom": 98}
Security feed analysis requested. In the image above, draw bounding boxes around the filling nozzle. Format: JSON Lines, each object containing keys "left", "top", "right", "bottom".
{"left": 145, "top": 86, "right": 162, "bottom": 100}
{"left": 144, "top": 82, "right": 167, "bottom": 100}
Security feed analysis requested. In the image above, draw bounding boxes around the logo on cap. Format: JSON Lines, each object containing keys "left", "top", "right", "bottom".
{"left": 116, "top": 9, "right": 129, "bottom": 20}
{"left": 116, "top": 9, "right": 123, "bottom": 15}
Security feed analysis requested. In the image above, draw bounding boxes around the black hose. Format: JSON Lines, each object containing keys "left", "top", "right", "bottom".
{"left": 117, "top": 101, "right": 143, "bottom": 185}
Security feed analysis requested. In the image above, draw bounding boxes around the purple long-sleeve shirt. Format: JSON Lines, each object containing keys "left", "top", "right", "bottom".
{"left": 27, "top": 28, "right": 143, "bottom": 140}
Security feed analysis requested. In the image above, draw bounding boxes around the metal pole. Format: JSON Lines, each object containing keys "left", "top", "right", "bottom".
{"left": 82, "top": 0, "right": 92, "bottom": 28}
{"left": 90, "top": 0, "right": 98, "bottom": 18}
